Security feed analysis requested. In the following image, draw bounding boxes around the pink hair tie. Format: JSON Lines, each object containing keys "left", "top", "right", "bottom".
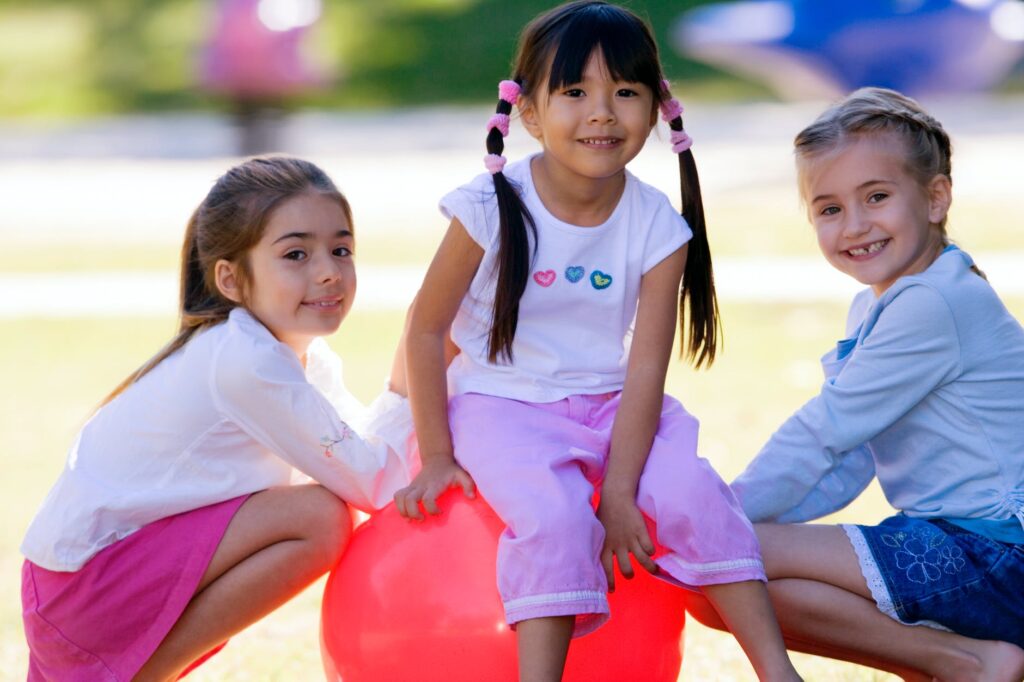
{"left": 660, "top": 97, "right": 684, "bottom": 122}
{"left": 670, "top": 129, "right": 693, "bottom": 153}
{"left": 487, "top": 113, "right": 511, "bottom": 137}
{"left": 484, "top": 153, "right": 507, "bottom": 174}
{"left": 498, "top": 80, "right": 521, "bottom": 104}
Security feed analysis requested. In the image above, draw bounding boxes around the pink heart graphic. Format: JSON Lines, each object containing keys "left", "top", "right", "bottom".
{"left": 533, "top": 270, "right": 556, "bottom": 287}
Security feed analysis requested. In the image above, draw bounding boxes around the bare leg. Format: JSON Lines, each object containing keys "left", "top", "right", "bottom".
{"left": 701, "top": 580, "right": 802, "bottom": 681}
{"left": 516, "top": 615, "right": 574, "bottom": 682}
{"left": 687, "top": 523, "right": 1024, "bottom": 682}
{"left": 134, "top": 485, "right": 352, "bottom": 682}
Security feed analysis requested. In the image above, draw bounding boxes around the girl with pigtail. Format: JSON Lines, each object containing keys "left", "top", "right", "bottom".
{"left": 21, "top": 157, "right": 417, "bottom": 680}
{"left": 394, "top": 2, "right": 800, "bottom": 679}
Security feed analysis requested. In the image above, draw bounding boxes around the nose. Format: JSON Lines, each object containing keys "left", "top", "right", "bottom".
{"left": 587, "top": 93, "right": 616, "bottom": 125}
{"left": 841, "top": 205, "right": 871, "bottom": 239}
{"left": 314, "top": 250, "right": 344, "bottom": 284}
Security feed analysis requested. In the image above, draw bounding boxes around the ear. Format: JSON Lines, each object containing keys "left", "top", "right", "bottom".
{"left": 518, "top": 94, "right": 543, "bottom": 141}
{"left": 927, "top": 174, "right": 952, "bottom": 225}
{"left": 214, "top": 259, "right": 243, "bottom": 304}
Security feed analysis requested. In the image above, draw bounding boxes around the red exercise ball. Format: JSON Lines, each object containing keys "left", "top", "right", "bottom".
{"left": 321, "top": 491, "right": 686, "bottom": 681}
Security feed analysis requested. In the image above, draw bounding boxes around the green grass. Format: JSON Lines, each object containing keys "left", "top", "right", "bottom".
{"left": 9, "top": 298, "right": 1023, "bottom": 679}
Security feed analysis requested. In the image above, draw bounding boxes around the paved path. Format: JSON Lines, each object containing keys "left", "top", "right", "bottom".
{"left": 3, "top": 252, "right": 1022, "bottom": 318}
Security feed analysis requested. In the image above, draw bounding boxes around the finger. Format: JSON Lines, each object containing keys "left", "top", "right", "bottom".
{"left": 601, "top": 548, "right": 616, "bottom": 592}
{"left": 638, "top": 529, "right": 656, "bottom": 558}
{"left": 422, "top": 488, "right": 442, "bottom": 516}
{"left": 458, "top": 471, "right": 476, "bottom": 498}
{"left": 406, "top": 499, "right": 424, "bottom": 521}
{"left": 615, "top": 548, "right": 635, "bottom": 580}
{"left": 401, "top": 489, "right": 424, "bottom": 520}
{"left": 632, "top": 540, "right": 659, "bottom": 574}
{"left": 393, "top": 490, "right": 411, "bottom": 518}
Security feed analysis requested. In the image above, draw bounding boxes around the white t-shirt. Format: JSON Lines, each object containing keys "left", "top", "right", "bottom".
{"left": 440, "top": 156, "right": 691, "bottom": 402}
{"left": 22, "top": 308, "right": 414, "bottom": 571}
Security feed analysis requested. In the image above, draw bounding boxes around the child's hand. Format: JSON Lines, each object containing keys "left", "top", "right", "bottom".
{"left": 394, "top": 459, "right": 475, "bottom": 520}
{"left": 596, "top": 493, "right": 658, "bottom": 591}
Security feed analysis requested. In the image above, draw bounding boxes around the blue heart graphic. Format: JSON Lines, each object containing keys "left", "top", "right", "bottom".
{"left": 590, "top": 270, "right": 612, "bottom": 290}
{"left": 565, "top": 266, "right": 585, "bottom": 283}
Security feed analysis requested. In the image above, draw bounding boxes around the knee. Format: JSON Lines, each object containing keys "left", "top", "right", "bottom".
{"left": 299, "top": 485, "right": 353, "bottom": 571}
{"left": 523, "top": 496, "right": 600, "bottom": 550}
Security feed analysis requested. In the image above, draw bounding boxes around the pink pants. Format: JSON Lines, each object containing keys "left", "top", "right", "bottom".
{"left": 449, "top": 392, "right": 764, "bottom": 637}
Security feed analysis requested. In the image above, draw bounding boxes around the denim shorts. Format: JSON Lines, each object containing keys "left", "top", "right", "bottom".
{"left": 843, "top": 514, "right": 1024, "bottom": 648}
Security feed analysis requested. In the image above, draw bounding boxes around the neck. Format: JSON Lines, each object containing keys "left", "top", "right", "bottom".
{"left": 530, "top": 154, "right": 626, "bottom": 227}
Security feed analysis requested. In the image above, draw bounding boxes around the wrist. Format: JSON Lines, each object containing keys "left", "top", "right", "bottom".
{"left": 600, "top": 479, "right": 637, "bottom": 502}
{"left": 420, "top": 451, "right": 456, "bottom": 466}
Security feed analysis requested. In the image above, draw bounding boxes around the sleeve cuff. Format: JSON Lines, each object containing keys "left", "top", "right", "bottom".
{"left": 362, "top": 389, "right": 414, "bottom": 459}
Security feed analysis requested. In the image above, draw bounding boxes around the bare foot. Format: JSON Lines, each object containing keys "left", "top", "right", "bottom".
{"left": 935, "top": 640, "right": 1024, "bottom": 682}
{"left": 982, "top": 640, "right": 1024, "bottom": 682}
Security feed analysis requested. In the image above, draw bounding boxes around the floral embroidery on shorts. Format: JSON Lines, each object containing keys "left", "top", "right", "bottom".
{"left": 940, "top": 544, "right": 966, "bottom": 575}
{"left": 320, "top": 425, "right": 355, "bottom": 457}
{"left": 882, "top": 529, "right": 958, "bottom": 584}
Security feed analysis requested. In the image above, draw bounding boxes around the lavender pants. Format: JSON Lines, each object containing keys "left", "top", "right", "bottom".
{"left": 448, "top": 391, "right": 765, "bottom": 637}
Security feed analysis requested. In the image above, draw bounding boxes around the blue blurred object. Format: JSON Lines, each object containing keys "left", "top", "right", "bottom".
{"left": 673, "top": 0, "right": 1024, "bottom": 98}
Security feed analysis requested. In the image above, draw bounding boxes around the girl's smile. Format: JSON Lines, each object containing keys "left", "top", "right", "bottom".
{"left": 845, "top": 238, "right": 890, "bottom": 258}
{"left": 301, "top": 296, "right": 344, "bottom": 312}
{"left": 578, "top": 136, "right": 623, "bottom": 148}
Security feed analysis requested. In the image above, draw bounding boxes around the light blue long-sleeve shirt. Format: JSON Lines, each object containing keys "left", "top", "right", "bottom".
{"left": 732, "top": 246, "right": 1024, "bottom": 543}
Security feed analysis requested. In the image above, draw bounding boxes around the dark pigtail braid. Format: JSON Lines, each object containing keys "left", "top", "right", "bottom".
{"left": 485, "top": 79, "right": 536, "bottom": 363}
{"left": 661, "top": 83, "right": 719, "bottom": 368}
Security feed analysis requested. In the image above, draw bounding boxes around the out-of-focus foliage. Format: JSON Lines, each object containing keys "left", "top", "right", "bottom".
{"left": 0, "top": 0, "right": 761, "bottom": 117}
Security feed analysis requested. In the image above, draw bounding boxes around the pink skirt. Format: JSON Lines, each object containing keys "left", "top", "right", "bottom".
{"left": 22, "top": 494, "right": 250, "bottom": 681}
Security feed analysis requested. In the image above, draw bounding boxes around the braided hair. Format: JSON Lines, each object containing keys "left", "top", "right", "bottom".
{"left": 795, "top": 87, "right": 954, "bottom": 232}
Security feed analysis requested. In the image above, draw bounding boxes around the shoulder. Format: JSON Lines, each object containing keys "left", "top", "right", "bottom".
{"left": 627, "top": 173, "right": 675, "bottom": 212}
{"left": 439, "top": 162, "right": 527, "bottom": 248}
{"left": 624, "top": 173, "right": 692, "bottom": 262}
{"left": 626, "top": 173, "right": 690, "bottom": 232}
{"left": 877, "top": 280, "right": 956, "bottom": 328}
{"left": 439, "top": 159, "right": 529, "bottom": 216}
{"left": 855, "top": 278, "right": 962, "bottom": 366}
{"left": 875, "top": 248, "right": 975, "bottom": 330}
{"left": 211, "top": 308, "right": 306, "bottom": 398}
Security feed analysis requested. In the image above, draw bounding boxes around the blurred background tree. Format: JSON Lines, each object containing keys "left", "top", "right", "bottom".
{"left": 0, "top": 0, "right": 769, "bottom": 118}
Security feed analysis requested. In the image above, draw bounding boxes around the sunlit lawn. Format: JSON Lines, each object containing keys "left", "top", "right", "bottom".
{"left": 6, "top": 286, "right": 1019, "bottom": 679}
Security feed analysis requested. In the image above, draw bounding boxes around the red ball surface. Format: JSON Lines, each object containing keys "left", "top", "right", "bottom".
{"left": 321, "top": 492, "right": 686, "bottom": 681}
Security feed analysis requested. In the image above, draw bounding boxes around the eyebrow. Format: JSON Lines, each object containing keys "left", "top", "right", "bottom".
{"left": 272, "top": 229, "right": 353, "bottom": 244}
{"left": 810, "top": 178, "right": 893, "bottom": 204}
